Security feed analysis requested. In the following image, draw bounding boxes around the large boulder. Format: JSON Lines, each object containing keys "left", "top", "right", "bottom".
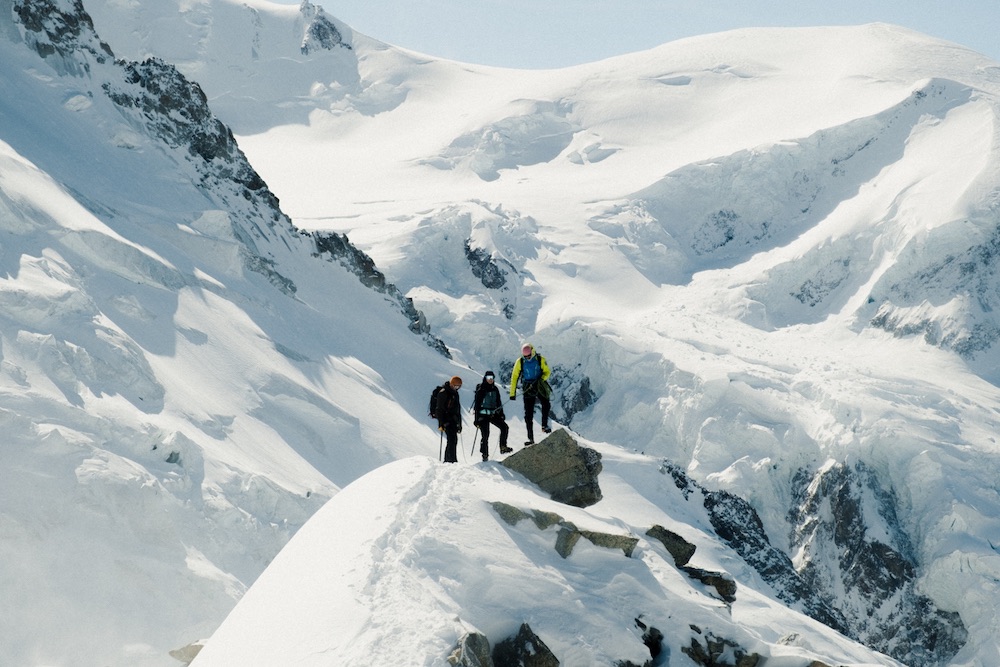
{"left": 492, "top": 624, "right": 559, "bottom": 667}
{"left": 501, "top": 429, "right": 602, "bottom": 507}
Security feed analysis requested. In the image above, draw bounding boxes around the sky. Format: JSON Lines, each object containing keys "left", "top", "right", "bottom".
{"left": 284, "top": 0, "right": 1000, "bottom": 68}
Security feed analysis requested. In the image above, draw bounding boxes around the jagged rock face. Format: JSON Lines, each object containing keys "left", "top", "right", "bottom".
{"left": 298, "top": 1, "right": 350, "bottom": 55}
{"left": 664, "top": 459, "right": 967, "bottom": 666}
{"left": 13, "top": 0, "right": 112, "bottom": 75}
{"left": 789, "top": 461, "right": 967, "bottom": 666}
{"left": 663, "top": 463, "right": 848, "bottom": 632}
{"left": 104, "top": 59, "right": 270, "bottom": 194}
{"left": 548, "top": 368, "right": 597, "bottom": 424}
{"left": 100, "top": 55, "right": 303, "bottom": 294}
{"left": 465, "top": 241, "right": 511, "bottom": 290}
{"left": 869, "top": 221, "right": 1000, "bottom": 360}
{"left": 312, "top": 231, "right": 451, "bottom": 357}
{"left": 464, "top": 240, "right": 517, "bottom": 319}
{"left": 492, "top": 624, "right": 559, "bottom": 667}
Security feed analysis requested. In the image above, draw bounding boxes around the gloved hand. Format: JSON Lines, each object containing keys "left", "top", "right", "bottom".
{"left": 509, "top": 396, "right": 516, "bottom": 401}
{"left": 438, "top": 426, "right": 445, "bottom": 432}
{"left": 458, "top": 426, "right": 463, "bottom": 434}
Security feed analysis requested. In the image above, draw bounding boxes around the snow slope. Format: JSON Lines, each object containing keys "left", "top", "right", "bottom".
{"left": 0, "top": 1, "right": 459, "bottom": 664}
{"left": 192, "top": 452, "right": 904, "bottom": 666}
{"left": 6, "top": 0, "right": 1000, "bottom": 665}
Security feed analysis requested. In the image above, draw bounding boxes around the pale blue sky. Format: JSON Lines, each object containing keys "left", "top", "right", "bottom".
{"left": 283, "top": 1, "right": 1000, "bottom": 68}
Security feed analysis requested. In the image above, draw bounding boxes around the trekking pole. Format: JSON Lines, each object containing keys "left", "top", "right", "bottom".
{"left": 471, "top": 426, "right": 480, "bottom": 457}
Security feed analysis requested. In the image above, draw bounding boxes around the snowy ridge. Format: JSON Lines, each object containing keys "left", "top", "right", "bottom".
{"left": 5, "top": 0, "right": 1000, "bottom": 665}
{"left": 192, "top": 453, "right": 906, "bottom": 667}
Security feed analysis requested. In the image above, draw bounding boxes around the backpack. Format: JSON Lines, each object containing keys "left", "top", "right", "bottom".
{"left": 478, "top": 385, "right": 499, "bottom": 415}
{"left": 428, "top": 384, "right": 445, "bottom": 419}
{"left": 520, "top": 355, "right": 542, "bottom": 382}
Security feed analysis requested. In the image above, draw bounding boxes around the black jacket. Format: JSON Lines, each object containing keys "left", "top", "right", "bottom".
{"left": 473, "top": 375, "right": 505, "bottom": 421}
{"left": 436, "top": 383, "right": 462, "bottom": 428}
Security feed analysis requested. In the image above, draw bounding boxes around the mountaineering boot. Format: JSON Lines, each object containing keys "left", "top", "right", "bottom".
{"left": 541, "top": 425, "right": 552, "bottom": 434}
{"left": 524, "top": 440, "right": 534, "bottom": 447}
{"left": 499, "top": 445, "right": 513, "bottom": 454}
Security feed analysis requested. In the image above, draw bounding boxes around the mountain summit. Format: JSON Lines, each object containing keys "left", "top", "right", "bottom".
{"left": 4, "top": 0, "right": 1000, "bottom": 665}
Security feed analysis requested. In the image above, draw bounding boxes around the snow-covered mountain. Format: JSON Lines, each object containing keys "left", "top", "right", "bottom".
{"left": 5, "top": 0, "right": 1000, "bottom": 665}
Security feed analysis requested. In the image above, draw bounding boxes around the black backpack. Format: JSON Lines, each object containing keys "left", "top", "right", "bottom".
{"left": 478, "top": 384, "right": 499, "bottom": 414}
{"left": 428, "top": 384, "right": 445, "bottom": 419}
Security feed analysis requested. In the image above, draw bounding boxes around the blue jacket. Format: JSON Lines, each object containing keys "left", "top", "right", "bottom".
{"left": 509, "top": 345, "right": 550, "bottom": 398}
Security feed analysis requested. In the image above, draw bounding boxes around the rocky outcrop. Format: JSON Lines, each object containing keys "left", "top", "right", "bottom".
{"left": 448, "top": 632, "right": 492, "bottom": 667}
{"left": 464, "top": 240, "right": 518, "bottom": 319}
{"left": 14, "top": 0, "right": 446, "bottom": 352}
{"left": 298, "top": 1, "right": 351, "bottom": 55}
{"left": 13, "top": 0, "right": 112, "bottom": 75}
{"left": 492, "top": 624, "right": 559, "bottom": 667}
{"left": 312, "top": 231, "right": 450, "bottom": 357}
{"left": 682, "top": 626, "right": 761, "bottom": 667}
{"left": 663, "top": 459, "right": 967, "bottom": 666}
{"left": 646, "top": 525, "right": 736, "bottom": 603}
{"left": 501, "top": 429, "right": 602, "bottom": 507}
{"left": 490, "top": 502, "right": 636, "bottom": 559}
{"left": 790, "top": 460, "right": 967, "bottom": 666}
{"left": 662, "top": 462, "right": 848, "bottom": 632}
{"left": 548, "top": 366, "right": 598, "bottom": 425}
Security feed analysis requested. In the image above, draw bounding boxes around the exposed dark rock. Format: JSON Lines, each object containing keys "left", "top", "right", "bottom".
{"left": 464, "top": 239, "right": 518, "bottom": 320}
{"left": 553, "top": 523, "right": 581, "bottom": 558}
{"left": 298, "top": 1, "right": 351, "bottom": 55}
{"left": 635, "top": 616, "right": 664, "bottom": 662}
{"left": 490, "top": 504, "right": 636, "bottom": 559}
{"left": 646, "top": 524, "right": 735, "bottom": 601}
{"left": 553, "top": 522, "right": 638, "bottom": 559}
{"left": 548, "top": 367, "right": 598, "bottom": 425}
{"left": 530, "top": 509, "right": 563, "bottom": 530}
{"left": 465, "top": 240, "right": 512, "bottom": 290}
{"left": 681, "top": 628, "right": 760, "bottom": 667}
{"left": 790, "top": 461, "right": 967, "bottom": 666}
{"left": 13, "top": 0, "right": 113, "bottom": 75}
{"left": 578, "top": 528, "right": 638, "bottom": 557}
{"left": 312, "top": 231, "right": 451, "bottom": 357}
{"left": 449, "top": 632, "right": 493, "bottom": 667}
{"left": 101, "top": 56, "right": 299, "bottom": 295}
{"left": 681, "top": 566, "right": 737, "bottom": 603}
{"left": 868, "top": 221, "right": 1000, "bottom": 362}
{"left": 646, "top": 524, "right": 696, "bottom": 566}
{"left": 664, "top": 458, "right": 967, "bottom": 666}
{"left": 490, "top": 501, "right": 530, "bottom": 526}
{"left": 660, "top": 462, "right": 848, "bottom": 633}
{"left": 703, "top": 485, "right": 845, "bottom": 629}
{"left": 501, "top": 429, "right": 602, "bottom": 507}
{"left": 492, "top": 623, "right": 559, "bottom": 667}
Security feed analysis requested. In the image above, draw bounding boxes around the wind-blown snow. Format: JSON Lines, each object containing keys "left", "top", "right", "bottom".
{"left": 5, "top": 0, "right": 1000, "bottom": 665}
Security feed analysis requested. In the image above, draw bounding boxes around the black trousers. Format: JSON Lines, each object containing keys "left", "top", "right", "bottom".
{"left": 478, "top": 413, "right": 509, "bottom": 454}
{"left": 443, "top": 422, "right": 459, "bottom": 463}
{"left": 523, "top": 394, "right": 550, "bottom": 442}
